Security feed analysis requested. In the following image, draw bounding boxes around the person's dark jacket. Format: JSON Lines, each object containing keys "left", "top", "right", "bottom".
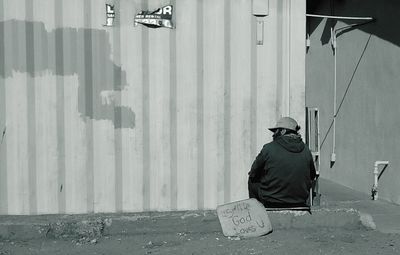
{"left": 248, "top": 134, "right": 316, "bottom": 207}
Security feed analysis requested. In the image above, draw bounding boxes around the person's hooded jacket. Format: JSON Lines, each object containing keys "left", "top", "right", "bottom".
{"left": 249, "top": 134, "right": 316, "bottom": 207}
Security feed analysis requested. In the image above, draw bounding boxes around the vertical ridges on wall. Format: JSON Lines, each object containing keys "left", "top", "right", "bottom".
{"left": 196, "top": 0, "right": 205, "bottom": 210}
{"left": 55, "top": 0, "right": 66, "bottom": 214}
{"left": 0, "top": 0, "right": 7, "bottom": 215}
{"left": 0, "top": 0, "right": 306, "bottom": 215}
{"left": 276, "top": 0, "right": 283, "bottom": 119}
{"left": 141, "top": 0, "right": 150, "bottom": 211}
{"left": 169, "top": 0, "right": 178, "bottom": 211}
{"left": 286, "top": 0, "right": 292, "bottom": 116}
{"left": 67, "top": 0, "right": 88, "bottom": 213}
{"left": 203, "top": 0, "right": 225, "bottom": 208}
{"left": 112, "top": 0, "right": 123, "bottom": 213}
{"left": 289, "top": 0, "right": 306, "bottom": 134}
{"left": 25, "top": 0, "right": 37, "bottom": 215}
{"left": 223, "top": 0, "right": 231, "bottom": 204}
{"left": 83, "top": 0, "right": 94, "bottom": 213}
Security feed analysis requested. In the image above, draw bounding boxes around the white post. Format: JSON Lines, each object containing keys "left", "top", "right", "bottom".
{"left": 372, "top": 161, "right": 389, "bottom": 200}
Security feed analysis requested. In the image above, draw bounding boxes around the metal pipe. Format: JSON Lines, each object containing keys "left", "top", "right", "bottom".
{"left": 306, "top": 14, "right": 374, "bottom": 21}
{"left": 327, "top": 19, "right": 373, "bottom": 165}
{"left": 372, "top": 161, "right": 389, "bottom": 200}
{"left": 307, "top": 13, "right": 374, "bottom": 165}
{"left": 331, "top": 29, "right": 337, "bottom": 163}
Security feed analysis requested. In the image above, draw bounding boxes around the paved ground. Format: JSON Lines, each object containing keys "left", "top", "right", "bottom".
{"left": 318, "top": 178, "right": 400, "bottom": 233}
{"left": 1, "top": 178, "right": 400, "bottom": 254}
{"left": 0, "top": 226, "right": 399, "bottom": 255}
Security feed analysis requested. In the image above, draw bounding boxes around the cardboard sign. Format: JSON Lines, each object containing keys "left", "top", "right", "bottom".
{"left": 217, "top": 198, "right": 272, "bottom": 238}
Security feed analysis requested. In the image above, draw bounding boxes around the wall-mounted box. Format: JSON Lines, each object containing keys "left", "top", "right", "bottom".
{"left": 252, "top": 0, "right": 269, "bottom": 17}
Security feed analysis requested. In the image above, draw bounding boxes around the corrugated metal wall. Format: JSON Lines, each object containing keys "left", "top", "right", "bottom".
{"left": 0, "top": 0, "right": 306, "bottom": 215}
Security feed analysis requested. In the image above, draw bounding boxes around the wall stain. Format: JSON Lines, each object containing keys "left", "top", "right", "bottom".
{"left": 0, "top": 20, "right": 135, "bottom": 129}
{"left": 0, "top": 126, "right": 5, "bottom": 145}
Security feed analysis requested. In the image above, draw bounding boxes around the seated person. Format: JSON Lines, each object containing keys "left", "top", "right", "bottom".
{"left": 248, "top": 117, "right": 317, "bottom": 208}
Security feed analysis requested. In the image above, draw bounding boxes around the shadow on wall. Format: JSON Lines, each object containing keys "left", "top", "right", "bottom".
{"left": 307, "top": 0, "right": 400, "bottom": 48}
{"left": 0, "top": 19, "right": 135, "bottom": 129}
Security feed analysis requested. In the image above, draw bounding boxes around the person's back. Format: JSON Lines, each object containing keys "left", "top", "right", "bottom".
{"left": 248, "top": 117, "right": 316, "bottom": 208}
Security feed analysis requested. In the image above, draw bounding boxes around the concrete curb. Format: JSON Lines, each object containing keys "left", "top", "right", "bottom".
{"left": 269, "top": 208, "right": 370, "bottom": 230}
{"left": 0, "top": 208, "right": 371, "bottom": 241}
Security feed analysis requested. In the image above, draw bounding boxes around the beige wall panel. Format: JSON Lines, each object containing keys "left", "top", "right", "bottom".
{"left": 63, "top": 0, "right": 89, "bottom": 214}
{"left": 64, "top": 75, "right": 88, "bottom": 213}
{"left": 5, "top": 73, "right": 29, "bottom": 215}
{"left": 148, "top": 0, "right": 172, "bottom": 211}
{"left": 0, "top": 0, "right": 6, "bottom": 215}
{"left": 176, "top": 0, "right": 199, "bottom": 210}
{"left": 230, "top": 0, "right": 252, "bottom": 202}
{"left": 281, "top": 0, "right": 291, "bottom": 117}
{"left": 4, "top": 0, "right": 30, "bottom": 215}
{"left": 202, "top": 0, "right": 225, "bottom": 209}
{"left": 256, "top": 0, "right": 278, "bottom": 149}
{"left": 62, "top": 0, "right": 82, "bottom": 28}
{"left": 93, "top": 118, "right": 116, "bottom": 213}
{"left": 34, "top": 75, "right": 58, "bottom": 214}
{"left": 33, "top": 0, "right": 59, "bottom": 215}
{"left": 91, "top": 0, "right": 116, "bottom": 213}
{"left": 288, "top": 0, "right": 306, "bottom": 134}
{"left": 119, "top": 0, "right": 145, "bottom": 212}
{"left": 107, "top": 0, "right": 122, "bottom": 213}
{"left": 0, "top": 0, "right": 306, "bottom": 214}
{"left": 34, "top": 1, "right": 56, "bottom": 31}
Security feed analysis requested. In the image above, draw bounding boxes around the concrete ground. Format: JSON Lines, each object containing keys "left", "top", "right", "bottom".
{"left": 1, "top": 227, "right": 399, "bottom": 255}
{"left": 0, "top": 178, "right": 399, "bottom": 254}
{"left": 318, "top": 178, "right": 400, "bottom": 234}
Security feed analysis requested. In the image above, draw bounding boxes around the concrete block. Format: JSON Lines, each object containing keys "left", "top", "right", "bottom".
{"left": 0, "top": 207, "right": 367, "bottom": 241}
{"left": 268, "top": 208, "right": 362, "bottom": 230}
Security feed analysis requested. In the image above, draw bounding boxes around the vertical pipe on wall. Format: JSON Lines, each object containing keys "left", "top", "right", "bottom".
{"left": 331, "top": 29, "right": 337, "bottom": 164}
{"left": 327, "top": 19, "right": 373, "bottom": 165}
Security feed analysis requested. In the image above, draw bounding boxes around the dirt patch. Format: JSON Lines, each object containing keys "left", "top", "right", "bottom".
{"left": 0, "top": 226, "right": 399, "bottom": 255}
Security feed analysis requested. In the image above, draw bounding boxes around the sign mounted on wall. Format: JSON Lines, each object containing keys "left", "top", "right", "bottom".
{"left": 134, "top": 5, "right": 174, "bottom": 29}
{"left": 103, "top": 4, "right": 115, "bottom": 27}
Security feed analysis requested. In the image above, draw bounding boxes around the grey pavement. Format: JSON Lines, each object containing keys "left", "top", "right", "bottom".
{"left": 319, "top": 178, "right": 400, "bottom": 234}
{"left": 0, "top": 178, "right": 399, "bottom": 241}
